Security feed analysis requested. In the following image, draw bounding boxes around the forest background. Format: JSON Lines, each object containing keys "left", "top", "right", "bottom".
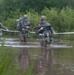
{"left": 0, "top": 0, "right": 74, "bottom": 32}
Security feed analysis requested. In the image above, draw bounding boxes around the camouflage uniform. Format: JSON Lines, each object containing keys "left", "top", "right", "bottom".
{"left": 37, "top": 22, "right": 52, "bottom": 33}
{"left": 36, "top": 16, "right": 55, "bottom": 44}
{"left": 16, "top": 15, "right": 31, "bottom": 41}
{"left": 16, "top": 16, "right": 31, "bottom": 32}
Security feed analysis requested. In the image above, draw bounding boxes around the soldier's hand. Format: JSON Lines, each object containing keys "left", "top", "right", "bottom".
{"left": 38, "top": 27, "right": 43, "bottom": 31}
{"left": 26, "top": 26, "right": 30, "bottom": 29}
{"left": 22, "top": 28, "right": 24, "bottom": 31}
{"left": 52, "top": 32, "right": 56, "bottom": 37}
{"left": 40, "top": 27, "right": 44, "bottom": 30}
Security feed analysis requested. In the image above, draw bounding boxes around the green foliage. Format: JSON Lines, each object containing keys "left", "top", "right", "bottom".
{"left": 42, "top": 7, "right": 59, "bottom": 31}
{"left": 2, "top": 0, "right": 16, "bottom": 12}
{"left": 42, "top": 7, "right": 74, "bottom": 32}
{"left": 58, "top": 7, "right": 74, "bottom": 32}
{"left": 1, "top": 7, "right": 74, "bottom": 33}
{"left": 0, "top": 45, "right": 17, "bottom": 75}
{"left": 3, "top": 9, "right": 23, "bottom": 30}
{"left": 26, "top": 11, "right": 40, "bottom": 30}
{"left": 0, "top": 0, "right": 74, "bottom": 19}
{"left": 0, "top": 0, "right": 74, "bottom": 40}
{"left": 0, "top": 42, "right": 35, "bottom": 75}
{"left": 15, "top": 0, "right": 74, "bottom": 11}
{"left": 3, "top": 18, "right": 16, "bottom": 30}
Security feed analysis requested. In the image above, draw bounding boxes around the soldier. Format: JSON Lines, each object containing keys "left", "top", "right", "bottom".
{"left": 35, "top": 15, "right": 56, "bottom": 44}
{"left": 21, "top": 15, "right": 31, "bottom": 37}
{"left": 16, "top": 15, "right": 31, "bottom": 33}
{"left": 22, "top": 15, "right": 31, "bottom": 29}
{"left": 16, "top": 15, "right": 31, "bottom": 42}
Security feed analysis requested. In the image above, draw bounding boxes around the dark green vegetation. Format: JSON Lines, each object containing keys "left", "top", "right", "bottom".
{"left": 0, "top": 0, "right": 74, "bottom": 33}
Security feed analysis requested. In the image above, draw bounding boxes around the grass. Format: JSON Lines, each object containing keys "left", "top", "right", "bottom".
{"left": 0, "top": 44, "right": 18, "bottom": 75}
{"left": 0, "top": 43, "right": 35, "bottom": 75}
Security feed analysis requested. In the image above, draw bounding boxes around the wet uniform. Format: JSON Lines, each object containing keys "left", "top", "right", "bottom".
{"left": 36, "top": 22, "right": 54, "bottom": 43}
{"left": 37, "top": 22, "right": 52, "bottom": 33}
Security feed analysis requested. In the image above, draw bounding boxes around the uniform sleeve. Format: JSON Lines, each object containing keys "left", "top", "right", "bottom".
{"left": 0, "top": 23, "right": 8, "bottom": 30}
{"left": 27, "top": 21, "right": 31, "bottom": 26}
{"left": 51, "top": 27, "right": 56, "bottom": 34}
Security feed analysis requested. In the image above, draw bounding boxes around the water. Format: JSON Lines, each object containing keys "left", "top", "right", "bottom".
{"left": 0, "top": 37, "right": 74, "bottom": 75}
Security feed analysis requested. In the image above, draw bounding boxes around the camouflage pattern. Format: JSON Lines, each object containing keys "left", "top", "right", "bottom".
{"left": 36, "top": 21, "right": 55, "bottom": 44}
{"left": 16, "top": 15, "right": 31, "bottom": 42}
{"left": 36, "top": 22, "right": 52, "bottom": 34}
{"left": 22, "top": 21, "right": 31, "bottom": 28}
{"left": 16, "top": 17, "right": 31, "bottom": 32}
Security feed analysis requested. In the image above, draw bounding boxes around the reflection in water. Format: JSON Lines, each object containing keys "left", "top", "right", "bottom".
{"left": 38, "top": 46, "right": 52, "bottom": 75}
{"left": 1, "top": 37, "right": 74, "bottom": 75}
{"left": 18, "top": 42, "right": 30, "bottom": 71}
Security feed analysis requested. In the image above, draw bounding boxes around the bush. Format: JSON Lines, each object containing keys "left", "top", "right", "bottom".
{"left": 2, "top": 7, "right": 74, "bottom": 40}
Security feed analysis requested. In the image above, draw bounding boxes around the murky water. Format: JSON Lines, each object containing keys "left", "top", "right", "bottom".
{"left": 0, "top": 37, "right": 74, "bottom": 75}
